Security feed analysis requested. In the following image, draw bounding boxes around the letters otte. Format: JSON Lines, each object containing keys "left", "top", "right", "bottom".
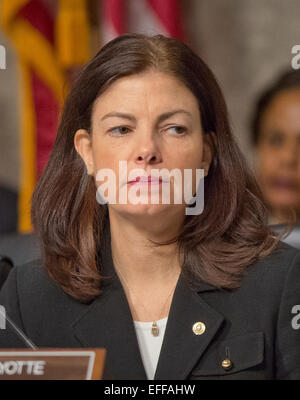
{"left": 0, "top": 360, "right": 45, "bottom": 376}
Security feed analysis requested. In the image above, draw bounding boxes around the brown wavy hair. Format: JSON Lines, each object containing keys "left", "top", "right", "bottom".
{"left": 31, "top": 33, "right": 284, "bottom": 303}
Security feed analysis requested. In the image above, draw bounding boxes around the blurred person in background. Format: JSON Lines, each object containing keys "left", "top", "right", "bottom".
{"left": 0, "top": 185, "right": 40, "bottom": 265}
{"left": 0, "top": 184, "right": 18, "bottom": 234}
{"left": 251, "top": 70, "right": 300, "bottom": 248}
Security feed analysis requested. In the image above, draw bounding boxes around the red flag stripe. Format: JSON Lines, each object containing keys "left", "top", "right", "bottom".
{"left": 146, "top": 0, "right": 184, "bottom": 40}
{"left": 31, "top": 71, "right": 59, "bottom": 178}
{"left": 101, "top": 0, "right": 127, "bottom": 38}
{"left": 18, "top": 0, "right": 59, "bottom": 178}
{"left": 17, "top": 0, "right": 54, "bottom": 44}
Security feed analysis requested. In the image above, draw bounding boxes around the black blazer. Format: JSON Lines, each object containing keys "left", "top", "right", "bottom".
{"left": 0, "top": 237, "right": 300, "bottom": 380}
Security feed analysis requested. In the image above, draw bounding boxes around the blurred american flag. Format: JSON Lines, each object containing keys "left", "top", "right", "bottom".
{"left": 100, "top": 0, "right": 185, "bottom": 44}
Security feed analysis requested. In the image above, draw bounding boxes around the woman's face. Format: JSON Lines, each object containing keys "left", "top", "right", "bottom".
{"left": 256, "top": 88, "right": 300, "bottom": 221}
{"left": 74, "top": 71, "right": 213, "bottom": 223}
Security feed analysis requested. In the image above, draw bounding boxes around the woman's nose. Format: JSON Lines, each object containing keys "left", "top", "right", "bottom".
{"left": 136, "top": 152, "right": 159, "bottom": 164}
{"left": 134, "top": 135, "right": 162, "bottom": 165}
{"left": 279, "top": 141, "right": 299, "bottom": 168}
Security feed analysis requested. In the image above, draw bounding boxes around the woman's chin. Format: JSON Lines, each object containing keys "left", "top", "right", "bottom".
{"left": 108, "top": 202, "right": 185, "bottom": 219}
{"left": 268, "top": 196, "right": 299, "bottom": 210}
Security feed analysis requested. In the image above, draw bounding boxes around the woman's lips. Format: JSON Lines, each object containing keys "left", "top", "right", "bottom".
{"left": 127, "top": 176, "right": 163, "bottom": 186}
{"left": 268, "top": 177, "right": 299, "bottom": 191}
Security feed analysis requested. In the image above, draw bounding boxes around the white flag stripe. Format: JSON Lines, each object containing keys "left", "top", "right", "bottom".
{"left": 128, "top": 0, "right": 169, "bottom": 37}
{"left": 101, "top": 18, "right": 119, "bottom": 45}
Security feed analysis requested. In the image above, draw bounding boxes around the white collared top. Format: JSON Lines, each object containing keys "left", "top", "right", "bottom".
{"left": 133, "top": 317, "right": 168, "bottom": 380}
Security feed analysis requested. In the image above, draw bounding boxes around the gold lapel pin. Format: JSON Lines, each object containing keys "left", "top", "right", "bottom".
{"left": 222, "top": 347, "right": 233, "bottom": 370}
{"left": 221, "top": 359, "right": 233, "bottom": 370}
{"left": 192, "top": 322, "right": 206, "bottom": 335}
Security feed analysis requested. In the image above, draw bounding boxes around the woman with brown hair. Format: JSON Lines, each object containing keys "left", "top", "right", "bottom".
{"left": 251, "top": 69, "right": 300, "bottom": 249}
{"left": 0, "top": 33, "right": 299, "bottom": 380}
{"left": 251, "top": 69, "right": 300, "bottom": 226}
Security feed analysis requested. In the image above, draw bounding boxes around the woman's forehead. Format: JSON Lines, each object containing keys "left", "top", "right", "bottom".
{"left": 92, "top": 72, "right": 200, "bottom": 117}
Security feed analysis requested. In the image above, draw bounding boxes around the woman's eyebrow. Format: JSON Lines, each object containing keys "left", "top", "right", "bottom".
{"left": 100, "top": 109, "right": 192, "bottom": 124}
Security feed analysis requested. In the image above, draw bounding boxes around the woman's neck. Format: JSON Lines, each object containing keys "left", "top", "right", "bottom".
{"left": 108, "top": 211, "right": 183, "bottom": 291}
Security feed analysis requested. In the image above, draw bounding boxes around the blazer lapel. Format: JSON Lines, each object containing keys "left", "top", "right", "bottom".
{"left": 71, "top": 231, "right": 147, "bottom": 380}
{"left": 154, "top": 277, "right": 224, "bottom": 380}
{"left": 72, "top": 278, "right": 147, "bottom": 379}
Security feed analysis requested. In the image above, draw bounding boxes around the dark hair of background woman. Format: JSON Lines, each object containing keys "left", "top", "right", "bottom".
{"left": 31, "top": 33, "right": 283, "bottom": 303}
{"left": 251, "top": 68, "right": 300, "bottom": 146}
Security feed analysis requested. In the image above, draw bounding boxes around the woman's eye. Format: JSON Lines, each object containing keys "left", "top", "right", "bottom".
{"left": 108, "top": 126, "right": 131, "bottom": 136}
{"left": 167, "top": 126, "right": 187, "bottom": 135}
{"left": 108, "top": 125, "right": 187, "bottom": 136}
{"left": 267, "top": 133, "right": 284, "bottom": 147}
{"left": 261, "top": 130, "right": 285, "bottom": 147}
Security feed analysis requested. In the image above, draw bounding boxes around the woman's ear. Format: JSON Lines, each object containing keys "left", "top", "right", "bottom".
{"left": 74, "top": 129, "right": 95, "bottom": 175}
{"left": 201, "top": 131, "right": 215, "bottom": 176}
